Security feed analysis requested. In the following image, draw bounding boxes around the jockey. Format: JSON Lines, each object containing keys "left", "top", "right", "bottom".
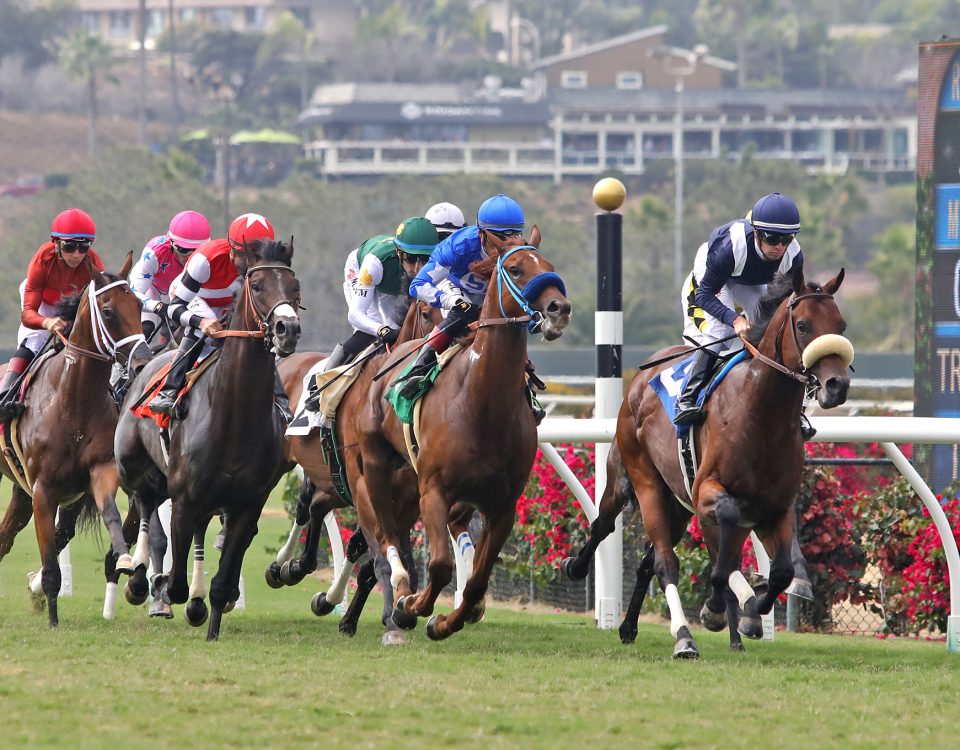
{"left": 130, "top": 210, "right": 211, "bottom": 341}
{"left": 425, "top": 202, "right": 466, "bottom": 241}
{"left": 398, "top": 193, "right": 524, "bottom": 399}
{"left": 322, "top": 217, "right": 439, "bottom": 373}
{"left": 673, "top": 192, "right": 804, "bottom": 426}
{"left": 0, "top": 208, "right": 106, "bottom": 419}
{"left": 147, "top": 212, "right": 288, "bottom": 419}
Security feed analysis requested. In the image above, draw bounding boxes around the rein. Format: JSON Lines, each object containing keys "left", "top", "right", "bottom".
{"left": 494, "top": 245, "right": 566, "bottom": 333}
{"left": 57, "top": 279, "right": 146, "bottom": 363}
{"left": 208, "top": 263, "right": 297, "bottom": 345}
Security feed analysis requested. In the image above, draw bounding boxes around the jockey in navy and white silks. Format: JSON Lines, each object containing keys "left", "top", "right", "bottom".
{"left": 674, "top": 192, "right": 804, "bottom": 426}
{"left": 398, "top": 194, "right": 524, "bottom": 398}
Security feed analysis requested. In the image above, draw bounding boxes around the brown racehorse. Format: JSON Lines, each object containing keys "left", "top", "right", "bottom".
{"left": 358, "top": 240, "right": 571, "bottom": 641}
{"left": 114, "top": 239, "right": 301, "bottom": 640}
{"left": 563, "top": 269, "right": 852, "bottom": 658}
{"left": 0, "top": 256, "right": 153, "bottom": 626}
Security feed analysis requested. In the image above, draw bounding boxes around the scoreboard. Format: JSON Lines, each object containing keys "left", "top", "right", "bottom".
{"left": 917, "top": 40, "right": 960, "bottom": 491}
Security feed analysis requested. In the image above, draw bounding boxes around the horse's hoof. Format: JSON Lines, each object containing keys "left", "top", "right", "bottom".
{"left": 561, "top": 556, "right": 586, "bottom": 581}
{"left": 673, "top": 638, "right": 699, "bottom": 659}
{"left": 381, "top": 629, "right": 408, "bottom": 646}
{"left": 264, "top": 562, "right": 283, "bottom": 589}
{"left": 124, "top": 579, "right": 149, "bottom": 606}
{"left": 465, "top": 597, "right": 486, "bottom": 625}
{"left": 391, "top": 597, "right": 417, "bottom": 631}
{"left": 619, "top": 622, "right": 638, "bottom": 645}
{"left": 223, "top": 600, "right": 236, "bottom": 614}
{"left": 114, "top": 553, "right": 135, "bottom": 576}
{"left": 425, "top": 615, "right": 445, "bottom": 641}
{"left": 149, "top": 598, "right": 174, "bottom": 619}
{"left": 730, "top": 642, "right": 746, "bottom": 652}
{"left": 338, "top": 619, "right": 358, "bottom": 637}
{"left": 279, "top": 560, "right": 298, "bottom": 586}
{"left": 738, "top": 615, "right": 763, "bottom": 640}
{"left": 185, "top": 597, "right": 208, "bottom": 627}
{"left": 700, "top": 603, "right": 726, "bottom": 632}
{"left": 786, "top": 577, "right": 814, "bottom": 601}
{"left": 311, "top": 592, "right": 336, "bottom": 617}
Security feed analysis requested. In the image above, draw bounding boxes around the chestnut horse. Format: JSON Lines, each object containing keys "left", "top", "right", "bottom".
{"left": 359, "top": 240, "right": 571, "bottom": 640}
{"left": 0, "top": 257, "right": 152, "bottom": 625}
{"left": 114, "top": 239, "right": 301, "bottom": 640}
{"left": 564, "top": 269, "right": 852, "bottom": 658}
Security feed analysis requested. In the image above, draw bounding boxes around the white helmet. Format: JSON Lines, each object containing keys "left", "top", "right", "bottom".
{"left": 425, "top": 202, "right": 466, "bottom": 239}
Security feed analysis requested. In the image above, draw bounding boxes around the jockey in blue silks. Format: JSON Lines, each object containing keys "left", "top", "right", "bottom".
{"left": 674, "top": 192, "right": 805, "bottom": 426}
{"left": 398, "top": 193, "right": 525, "bottom": 398}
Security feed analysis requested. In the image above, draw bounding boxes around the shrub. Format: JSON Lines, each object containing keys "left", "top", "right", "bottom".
{"left": 900, "top": 497, "right": 960, "bottom": 635}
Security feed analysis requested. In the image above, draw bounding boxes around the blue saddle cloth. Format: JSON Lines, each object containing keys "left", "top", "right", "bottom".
{"left": 649, "top": 350, "right": 749, "bottom": 438}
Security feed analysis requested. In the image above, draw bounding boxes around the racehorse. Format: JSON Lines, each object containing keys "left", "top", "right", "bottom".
{"left": 359, "top": 238, "right": 571, "bottom": 640}
{"left": 114, "top": 238, "right": 301, "bottom": 640}
{"left": 563, "top": 269, "right": 852, "bottom": 658}
{"left": 0, "top": 256, "right": 152, "bottom": 625}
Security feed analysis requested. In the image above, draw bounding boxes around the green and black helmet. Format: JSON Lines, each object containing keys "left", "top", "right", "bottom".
{"left": 394, "top": 216, "right": 439, "bottom": 256}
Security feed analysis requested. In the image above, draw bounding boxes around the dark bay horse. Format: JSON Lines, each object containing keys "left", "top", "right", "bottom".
{"left": 114, "top": 239, "right": 301, "bottom": 640}
{"left": 359, "top": 240, "right": 571, "bottom": 640}
{"left": 0, "top": 257, "right": 152, "bottom": 625}
{"left": 564, "top": 269, "right": 852, "bottom": 658}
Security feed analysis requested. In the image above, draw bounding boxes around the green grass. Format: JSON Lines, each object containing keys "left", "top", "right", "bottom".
{"left": 1, "top": 493, "right": 958, "bottom": 750}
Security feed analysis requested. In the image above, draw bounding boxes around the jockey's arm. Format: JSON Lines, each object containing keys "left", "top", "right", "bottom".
{"left": 347, "top": 256, "right": 387, "bottom": 336}
{"left": 165, "top": 257, "right": 208, "bottom": 331}
{"left": 410, "top": 257, "right": 458, "bottom": 310}
{"left": 129, "top": 246, "right": 160, "bottom": 310}
{"left": 694, "top": 246, "right": 739, "bottom": 326}
{"left": 21, "top": 254, "right": 51, "bottom": 330}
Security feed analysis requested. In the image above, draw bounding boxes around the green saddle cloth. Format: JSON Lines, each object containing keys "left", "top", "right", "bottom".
{"left": 385, "top": 358, "right": 442, "bottom": 425}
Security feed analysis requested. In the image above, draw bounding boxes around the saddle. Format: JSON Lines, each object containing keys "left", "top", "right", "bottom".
{"left": 131, "top": 351, "right": 221, "bottom": 430}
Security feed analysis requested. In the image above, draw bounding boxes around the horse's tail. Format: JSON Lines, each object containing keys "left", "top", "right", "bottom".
{"left": 608, "top": 441, "right": 639, "bottom": 512}
{"left": 75, "top": 494, "right": 101, "bottom": 536}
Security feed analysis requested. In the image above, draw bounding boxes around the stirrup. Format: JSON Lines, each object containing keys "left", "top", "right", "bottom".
{"left": 800, "top": 413, "right": 817, "bottom": 441}
{"left": 0, "top": 400, "right": 26, "bottom": 420}
{"left": 149, "top": 392, "right": 178, "bottom": 416}
{"left": 398, "top": 373, "right": 426, "bottom": 400}
{"left": 673, "top": 403, "right": 704, "bottom": 426}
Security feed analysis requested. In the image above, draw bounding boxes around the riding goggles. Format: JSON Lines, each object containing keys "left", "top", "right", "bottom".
{"left": 487, "top": 228, "right": 522, "bottom": 240}
{"left": 60, "top": 240, "right": 91, "bottom": 255}
{"left": 755, "top": 229, "right": 796, "bottom": 247}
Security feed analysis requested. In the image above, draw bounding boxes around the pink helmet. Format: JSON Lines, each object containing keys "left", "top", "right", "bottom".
{"left": 167, "top": 210, "right": 211, "bottom": 250}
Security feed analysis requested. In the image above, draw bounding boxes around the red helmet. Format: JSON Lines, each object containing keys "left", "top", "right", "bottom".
{"left": 168, "top": 210, "right": 211, "bottom": 249}
{"left": 228, "top": 213, "right": 274, "bottom": 247}
{"left": 51, "top": 208, "right": 96, "bottom": 241}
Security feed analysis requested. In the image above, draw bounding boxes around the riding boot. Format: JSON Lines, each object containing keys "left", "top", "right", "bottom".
{"left": 322, "top": 343, "right": 348, "bottom": 373}
{"left": 273, "top": 367, "right": 293, "bottom": 424}
{"left": 0, "top": 351, "right": 33, "bottom": 421}
{"left": 673, "top": 349, "right": 715, "bottom": 426}
{"left": 148, "top": 337, "right": 198, "bottom": 417}
{"left": 397, "top": 343, "right": 438, "bottom": 400}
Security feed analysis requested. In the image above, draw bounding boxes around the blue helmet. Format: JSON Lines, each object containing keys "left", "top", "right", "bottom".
{"left": 751, "top": 193, "right": 800, "bottom": 234}
{"left": 477, "top": 194, "right": 524, "bottom": 232}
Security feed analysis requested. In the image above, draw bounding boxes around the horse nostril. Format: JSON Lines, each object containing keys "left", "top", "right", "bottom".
{"left": 275, "top": 321, "right": 286, "bottom": 337}
{"left": 546, "top": 299, "right": 571, "bottom": 317}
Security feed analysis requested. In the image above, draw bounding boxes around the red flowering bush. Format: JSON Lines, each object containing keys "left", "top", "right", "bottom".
{"left": 900, "top": 497, "right": 960, "bottom": 634}
{"left": 503, "top": 443, "right": 594, "bottom": 585}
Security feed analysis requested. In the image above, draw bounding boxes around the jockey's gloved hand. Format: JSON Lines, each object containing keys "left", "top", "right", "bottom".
{"left": 149, "top": 301, "right": 167, "bottom": 316}
{"left": 377, "top": 326, "right": 400, "bottom": 345}
{"left": 451, "top": 298, "right": 474, "bottom": 315}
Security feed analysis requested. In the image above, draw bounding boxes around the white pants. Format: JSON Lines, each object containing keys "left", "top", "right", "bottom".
{"left": 183, "top": 296, "right": 230, "bottom": 359}
{"left": 17, "top": 280, "right": 57, "bottom": 355}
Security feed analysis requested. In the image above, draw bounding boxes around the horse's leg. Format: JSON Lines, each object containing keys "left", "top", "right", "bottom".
{"left": 89, "top": 462, "right": 134, "bottom": 575}
{"left": 0, "top": 484, "right": 35, "bottom": 562}
{"left": 185, "top": 518, "right": 212, "bottom": 627}
{"left": 447, "top": 502, "right": 476, "bottom": 604}
{"left": 698, "top": 481, "right": 752, "bottom": 635}
{"left": 54, "top": 502, "right": 80, "bottom": 553}
{"left": 562, "top": 441, "right": 633, "bottom": 581}
{"left": 105, "top": 497, "right": 142, "bottom": 618}
{"left": 281, "top": 494, "right": 335, "bottom": 586}
{"left": 163, "top": 500, "right": 196, "bottom": 606}
{"left": 754, "top": 512, "right": 796, "bottom": 615}
{"left": 148, "top": 502, "right": 174, "bottom": 618}
{"left": 786, "top": 509, "right": 813, "bottom": 599}
{"left": 618, "top": 543, "right": 655, "bottom": 645}
{"left": 266, "top": 476, "right": 313, "bottom": 588}
{"left": 123, "top": 499, "right": 151, "bottom": 608}
{"left": 725, "top": 587, "right": 745, "bottom": 652}
{"left": 337, "top": 557, "right": 376, "bottom": 637}
{"left": 424, "top": 505, "right": 515, "bottom": 641}
{"left": 398, "top": 488, "right": 453, "bottom": 622}
{"left": 207, "top": 505, "right": 259, "bottom": 641}
{"left": 31, "top": 483, "right": 61, "bottom": 626}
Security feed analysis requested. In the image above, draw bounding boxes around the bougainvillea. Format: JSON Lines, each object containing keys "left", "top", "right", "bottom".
{"left": 900, "top": 497, "right": 960, "bottom": 634}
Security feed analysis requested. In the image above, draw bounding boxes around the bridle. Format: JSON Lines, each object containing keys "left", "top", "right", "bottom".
{"left": 481, "top": 245, "right": 567, "bottom": 333}
{"left": 738, "top": 290, "right": 837, "bottom": 386}
{"left": 209, "top": 263, "right": 299, "bottom": 352}
{"left": 57, "top": 279, "right": 147, "bottom": 366}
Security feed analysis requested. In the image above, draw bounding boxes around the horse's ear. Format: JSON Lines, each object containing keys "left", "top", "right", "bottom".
{"left": 791, "top": 264, "right": 804, "bottom": 294}
{"left": 85, "top": 257, "right": 100, "bottom": 285}
{"left": 529, "top": 225, "right": 541, "bottom": 248}
{"left": 118, "top": 250, "right": 134, "bottom": 279}
{"left": 288, "top": 235, "right": 295, "bottom": 260}
{"left": 824, "top": 267, "right": 845, "bottom": 295}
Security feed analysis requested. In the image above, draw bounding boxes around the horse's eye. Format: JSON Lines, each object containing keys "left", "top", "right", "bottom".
{"left": 796, "top": 320, "right": 809, "bottom": 335}
{"left": 101, "top": 307, "right": 115, "bottom": 320}
{"left": 509, "top": 265, "right": 522, "bottom": 278}
{"left": 251, "top": 281, "right": 263, "bottom": 292}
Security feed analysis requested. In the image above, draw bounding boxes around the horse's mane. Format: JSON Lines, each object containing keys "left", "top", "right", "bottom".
{"left": 468, "top": 238, "right": 531, "bottom": 279}
{"left": 55, "top": 272, "right": 123, "bottom": 323}
{"left": 745, "top": 273, "right": 797, "bottom": 346}
{"left": 248, "top": 238, "right": 292, "bottom": 265}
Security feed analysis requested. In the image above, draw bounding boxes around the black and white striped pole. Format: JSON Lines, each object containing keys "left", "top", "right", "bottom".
{"left": 593, "top": 177, "right": 625, "bottom": 629}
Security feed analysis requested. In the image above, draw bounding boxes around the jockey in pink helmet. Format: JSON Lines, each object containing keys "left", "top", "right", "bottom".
{"left": 129, "top": 210, "right": 211, "bottom": 341}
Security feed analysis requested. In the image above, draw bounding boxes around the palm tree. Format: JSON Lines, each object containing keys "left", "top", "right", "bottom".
{"left": 58, "top": 29, "right": 118, "bottom": 156}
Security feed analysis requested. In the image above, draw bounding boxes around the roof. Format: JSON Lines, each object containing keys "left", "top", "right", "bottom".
{"left": 298, "top": 99, "right": 550, "bottom": 127}
{"left": 532, "top": 25, "right": 669, "bottom": 69}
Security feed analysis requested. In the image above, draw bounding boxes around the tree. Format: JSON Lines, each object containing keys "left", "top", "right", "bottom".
{"left": 57, "top": 29, "right": 118, "bottom": 157}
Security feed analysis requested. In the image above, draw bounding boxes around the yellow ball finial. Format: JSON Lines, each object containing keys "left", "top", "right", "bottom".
{"left": 593, "top": 177, "right": 626, "bottom": 212}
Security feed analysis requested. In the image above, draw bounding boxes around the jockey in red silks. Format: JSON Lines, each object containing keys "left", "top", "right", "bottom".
{"left": 129, "top": 210, "right": 211, "bottom": 341}
{"left": 147, "top": 212, "right": 292, "bottom": 421}
{"left": 0, "top": 208, "right": 106, "bottom": 420}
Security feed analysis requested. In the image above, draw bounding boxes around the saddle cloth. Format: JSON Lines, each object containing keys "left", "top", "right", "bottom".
{"left": 130, "top": 351, "right": 220, "bottom": 430}
{"left": 648, "top": 349, "right": 748, "bottom": 439}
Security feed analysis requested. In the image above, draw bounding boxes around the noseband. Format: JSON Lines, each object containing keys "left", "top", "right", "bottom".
{"left": 59, "top": 280, "right": 147, "bottom": 365}
{"left": 494, "top": 245, "right": 567, "bottom": 333}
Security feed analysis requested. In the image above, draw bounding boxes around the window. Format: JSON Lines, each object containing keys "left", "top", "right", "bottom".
{"left": 560, "top": 70, "right": 588, "bottom": 89}
{"left": 180, "top": 8, "right": 196, "bottom": 23}
{"left": 245, "top": 7, "right": 266, "bottom": 31}
{"left": 109, "top": 11, "right": 131, "bottom": 38}
{"left": 148, "top": 9, "right": 164, "bottom": 37}
{"left": 79, "top": 12, "right": 99, "bottom": 34}
{"left": 211, "top": 8, "right": 234, "bottom": 30}
{"left": 616, "top": 71, "right": 643, "bottom": 90}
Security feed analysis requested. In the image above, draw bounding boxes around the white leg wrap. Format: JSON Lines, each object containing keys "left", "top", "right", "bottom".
{"left": 386, "top": 545, "right": 409, "bottom": 589}
{"left": 277, "top": 522, "right": 306, "bottom": 564}
{"left": 29, "top": 569, "right": 43, "bottom": 594}
{"left": 457, "top": 532, "right": 475, "bottom": 576}
{"left": 326, "top": 553, "right": 354, "bottom": 602}
{"left": 728, "top": 570, "right": 756, "bottom": 609}
{"left": 131, "top": 520, "right": 150, "bottom": 569}
{"left": 103, "top": 581, "right": 118, "bottom": 620}
{"left": 189, "top": 545, "right": 206, "bottom": 600}
{"left": 665, "top": 583, "right": 689, "bottom": 638}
